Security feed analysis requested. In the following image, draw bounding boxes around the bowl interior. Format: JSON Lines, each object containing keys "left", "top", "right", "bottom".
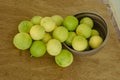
{"left": 63, "top": 12, "right": 108, "bottom": 56}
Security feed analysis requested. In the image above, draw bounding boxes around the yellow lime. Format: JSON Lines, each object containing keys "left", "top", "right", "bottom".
{"left": 76, "top": 24, "right": 92, "bottom": 38}
{"left": 89, "top": 35, "right": 103, "bottom": 49}
{"left": 30, "top": 25, "right": 45, "bottom": 40}
{"left": 41, "top": 17, "right": 56, "bottom": 32}
{"left": 72, "top": 35, "right": 88, "bottom": 51}
{"left": 47, "top": 39, "right": 62, "bottom": 56}
{"left": 80, "top": 17, "right": 94, "bottom": 28}
{"left": 42, "top": 33, "right": 52, "bottom": 43}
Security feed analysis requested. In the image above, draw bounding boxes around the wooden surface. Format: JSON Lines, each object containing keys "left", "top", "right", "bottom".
{"left": 0, "top": 0, "right": 120, "bottom": 80}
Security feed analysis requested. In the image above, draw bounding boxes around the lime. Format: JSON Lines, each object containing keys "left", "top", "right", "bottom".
{"left": 42, "top": 33, "right": 52, "bottom": 43}
{"left": 65, "top": 32, "right": 76, "bottom": 46}
{"left": 51, "top": 15, "right": 63, "bottom": 26}
{"left": 55, "top": 49, "right": 73, "bottom": 67}
{"left": 76, "top": 24, "right": 92, "bottom": 38}
{"left": 89, "top": 35, "right": 103, "bottom": 49}
{"left": 30, "top": 41, "right": 46, "bottom": 57}
{"left": 41, "top": 17, "right": 57, "bottom": 32}
{"left": 18, "top": 21, "right": 33, "bottom": 33}
{"left": 80, "top": 17, "right": 94, "bottom": 28}
{"left": 47, "top": 39, "right": 62, "bottom": 56}
{"left": 30, "top": 25, "right": 45, "bottom": 40}
{"left": 72, "top": 35, "right": 88, "bottom": 51}
{"left": 31, "top": 16, "right": 42, "bottom": 25}
{"left": 63, "top": 16, "right": 78, "bottom": 31}
{"left": 53, "top": 26, "right": 68, "bottom": 42}
{"left": 13, "top": 32, "right": 32, "bottom": 50}
{"left": 91, "top": 29, "right": 99, "bottom": 36}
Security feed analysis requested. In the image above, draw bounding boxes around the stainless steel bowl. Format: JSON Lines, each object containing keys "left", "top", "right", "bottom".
{"left": 63, "top": 12, "right": 109, "bottom": 56}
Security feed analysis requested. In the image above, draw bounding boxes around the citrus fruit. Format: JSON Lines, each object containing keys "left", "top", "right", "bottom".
{"left": 42, "top": 33, "right": 52, "bottom": 43}
{"left": 55, "top": 49, "right": 73, "bottom": 67}
{"left": 65, "top": 32, "right": 76, "bottom": 46}
{"left": 89, "top": 35, "right": 103, "bottom": 49}
{"left": 30, "top": 41, "right": 46, "bottom": 57}
{"left": 76, "top": 24, "right": 92, "bottom": 38}
{"left": 51, "top": 15, "right": 63, "bottom": 26}
{"left": 63, "top": 16, "right": 78, "bottom": 31}
{"left": 18, "top": 21, "right": 33, "bottom": 33}
{"left": 91, "top": 29, "right": 99, "bottom": 36}
{"left": 80, "top": 17, "right": 94, "bottom": 28}
{"left": 72, "top": 35, "right": 88, "bottom": 51}
{"left": 30, "top": 25, "right": 45, "bottom": 40}
{"left": 31, "top": 16, "right": 42, "bottom": 25}
{"left": 53, "top": 26, "right": 68, "bottom": 42}
{"left": 47, "top": 39, "right": 62, "bottom": 56}
{"left": 41, "top": 17, "right": 57, "bottom": 32}
{"left": 13, "top": 32, "right": 32, "bottom": 50}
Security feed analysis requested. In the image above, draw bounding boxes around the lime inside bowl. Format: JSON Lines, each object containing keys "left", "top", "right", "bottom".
{"left": 63, "top": 12, "right": 109, "bottom": 56}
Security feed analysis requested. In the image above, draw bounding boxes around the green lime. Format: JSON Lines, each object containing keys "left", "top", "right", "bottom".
{"left": 30, "top": 41, "right": 46, "bottom": 57}
{"left": 51, "top": 15, "right": 63, "bottom": 26}
{"left": 65, "top": 32, "right": 76, "bottom": 46}
{"left": 91, "top": 29, "right": 99, "bottom": 36}
{"left": 47, "top": 39, "right": 62, "bottom": 56}
{"left": 72, "top": 35, "right": 88, "bottom": 51}
{"left": 63, "top": 16, "right": 78, "bottom": 31}
{"left": 30, "top": 25, "right": 45, "bottom": 40}
{"left": 80, "top": 17, "right": 94, "bottom": 28}
{"left": 18, "top": 21, "right": 33, "bottom": 33}
{"left": 55, "top": 49, "right": 73, "bottom": 67}
{"left": 13, "top": 32, "right": 32, "bottom": 50}
{"left": 53, "top": 26, "right": 68, "bottom": 42}
{"left": 31, "top": 16, "right": 42, "bottom": 25}
{"left": 76, "top": 24, "right": 92, "bottom": 38}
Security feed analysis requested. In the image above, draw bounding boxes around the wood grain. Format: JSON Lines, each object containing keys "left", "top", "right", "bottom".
{"left": 0, "top": 0, "right": 120, "bottom": 80}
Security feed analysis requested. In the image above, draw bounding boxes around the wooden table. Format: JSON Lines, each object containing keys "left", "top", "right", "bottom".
{"left": 0, "top": 0, "right": 120, "bottom": 80}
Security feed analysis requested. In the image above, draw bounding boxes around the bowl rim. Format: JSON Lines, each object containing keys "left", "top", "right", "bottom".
{"left": 63, "top": 12, "right": 109, "bottom": 56}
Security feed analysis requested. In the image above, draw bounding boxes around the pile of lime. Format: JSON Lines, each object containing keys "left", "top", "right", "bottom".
{"left": 64, "top": 16, "right": 103, "bottom": 51}
{"left": 13, "top": 15, "right": 103, "bottom": 67}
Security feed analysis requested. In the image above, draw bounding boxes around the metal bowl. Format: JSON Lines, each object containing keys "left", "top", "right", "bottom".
{"left": 63, "top": 12, "right": 109, "bottom": 56}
